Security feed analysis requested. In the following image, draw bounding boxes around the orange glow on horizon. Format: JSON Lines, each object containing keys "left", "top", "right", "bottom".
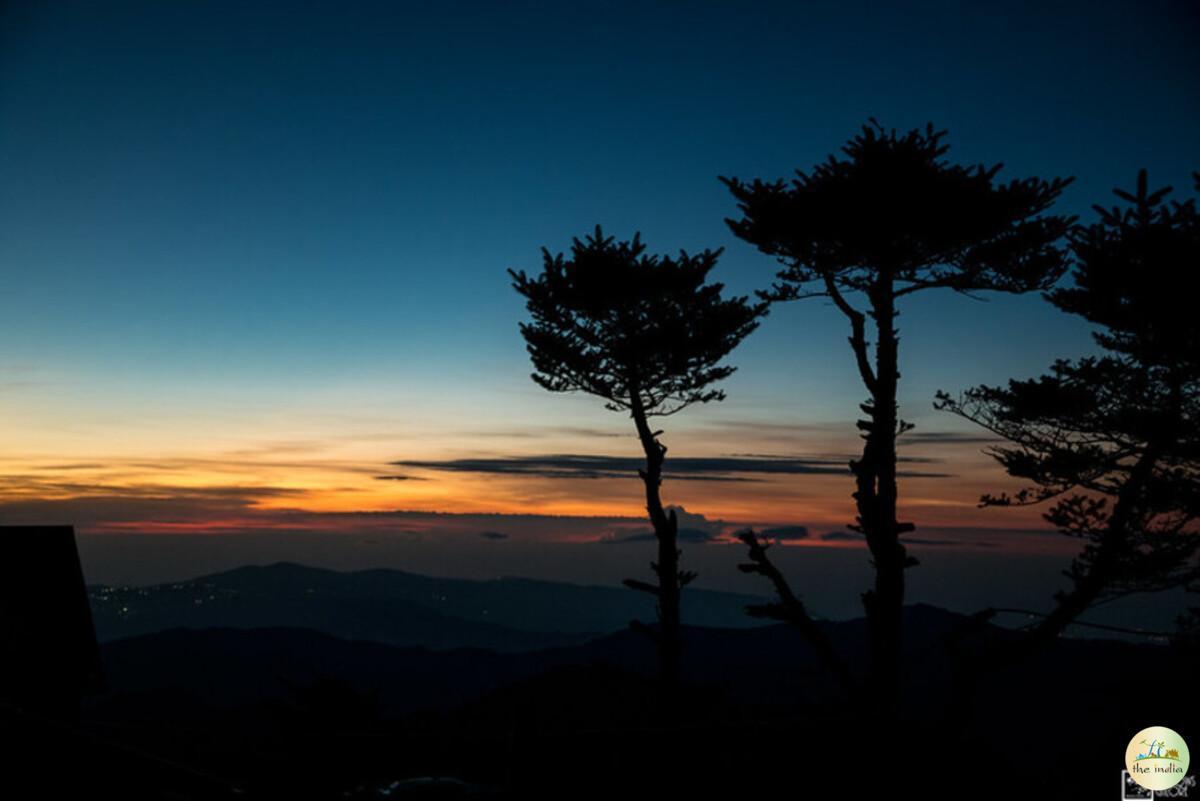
{"left": 0, "top": 407, "right": 1056, "bottom": 548}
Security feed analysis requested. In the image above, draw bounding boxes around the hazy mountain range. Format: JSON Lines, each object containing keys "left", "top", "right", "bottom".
{"left": 73, "top": 571, "right": 1193, "bottom": 799}
{"left": 88, "top": 562, "right": 767, "bottom": 650}
{"left": 88, "top": 603, "right": 1181, "bottom": 730}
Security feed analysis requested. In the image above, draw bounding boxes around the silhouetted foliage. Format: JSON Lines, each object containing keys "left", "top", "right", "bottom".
{"left": 938, "top": 170, "right": 1200, "bottom": 662}
{"left": 510, "top": 227, "right": 765, "bottom": 696}
{"left": 723, "top": 121, "right": 1074, "bottom": 712}
{"left": 735, "top": 529, "right": 855, "bottom": 696}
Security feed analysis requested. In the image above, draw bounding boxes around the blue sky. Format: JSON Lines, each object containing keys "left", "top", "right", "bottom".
{"left": 1, "top": 1, "right": 1197, "bottom": 595}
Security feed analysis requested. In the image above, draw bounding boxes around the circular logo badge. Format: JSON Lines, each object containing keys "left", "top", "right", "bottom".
{"left": 1126, "top": 726, "right": 1190, "bottom": 792}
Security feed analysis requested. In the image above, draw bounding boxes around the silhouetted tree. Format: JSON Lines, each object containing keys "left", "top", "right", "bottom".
{"left": 938, "top": 170, "right": 1200, "bottom": 686}
{"left": 723, "top": 121, "right": 1073, "bottom": 713}
{"left": 735, "top": 529, "right": 856, "bottom": 696}
{"left": 510, "top": 227, "right": 765, "bottom": 698}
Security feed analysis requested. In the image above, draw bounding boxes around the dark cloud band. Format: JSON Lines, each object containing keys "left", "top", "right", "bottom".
{"left": 388, "top": 453, "right": 952, "bottom": 481}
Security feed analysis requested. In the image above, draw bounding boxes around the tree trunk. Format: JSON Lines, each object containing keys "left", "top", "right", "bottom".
{"left": 627, "top": 389, "right": 682, "bottom": 700}
{"left": 857, "top": 278, "right": 911, "bottom": 716}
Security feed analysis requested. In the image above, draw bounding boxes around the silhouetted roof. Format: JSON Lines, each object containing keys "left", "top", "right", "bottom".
{"left": 0, "top": 526, "right": 104, "bottom": 712}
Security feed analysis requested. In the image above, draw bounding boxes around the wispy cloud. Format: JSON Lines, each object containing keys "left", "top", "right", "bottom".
{"left": 0, "top": 483, "right": 307, "bottom": 532}
{"left": 388, "top": 453, "right": 953, "bottom": 481}
{"left": 817, "top": 529, "right": 998, "bottom": 548}
{"left": 758, "top": 525, "right": 811, "bottom": 541}
{"left": 698, "top": 420, "right": 833, "bottom": 435}
{"left": 466, "top": 426, "right": 628, "bottom": 439}
{"left": 598, "top": 527, "right": 718, "bottom": 545}
{"left": 820, "top": 531, "right": 862, "bottom": 542}
{"left": 898, "top": 431, "right": 1000, "bottom": 446}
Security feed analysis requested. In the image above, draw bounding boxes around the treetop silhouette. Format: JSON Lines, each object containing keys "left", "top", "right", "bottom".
{"left": 510, "top": 227, "right": 764, "bottom": 418}
{"left": 509, "top": 226, "right": 766, "bottom": 698}
{"left": 1052, "top": 169, "right": 1200, "bottom": 368}
{"left": 722, "top": 121, "right": 1075, "bottom": 714}
{"left": 939, "top": 170, "right": 1200, "bottom": 653}
{"left": 724, "top": 121, "right": 1075, "bottom": 304}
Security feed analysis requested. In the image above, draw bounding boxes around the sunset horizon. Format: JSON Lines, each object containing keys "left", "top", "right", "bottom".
{"left": 2, "top": 2, "right": 1196, "bottom": 797}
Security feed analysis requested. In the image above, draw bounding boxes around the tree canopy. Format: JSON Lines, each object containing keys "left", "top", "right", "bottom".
{"left": 509, "top": 226, "right": 765, "bottom": 416}
{"left": 938, "top": 170, "right": 1200, "bottom": 615}
{"left": 723, "top": 121, "right": 1075, "bottom": 304}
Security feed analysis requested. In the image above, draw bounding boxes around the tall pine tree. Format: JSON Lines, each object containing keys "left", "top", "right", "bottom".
{"left": 938, "top": 171, "right": 1200, "bottom": 679}
{"left": 510, "top": 227, "right": 765, "bottom": 700}
{"left": 723, "top": 122, "right": 1073, "bottom": 712}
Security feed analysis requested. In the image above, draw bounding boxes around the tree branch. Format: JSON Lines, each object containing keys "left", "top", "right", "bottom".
{"left": 736, "top": 530, "right": 856, "bottom": 696}
{"left": 823, "top": 275, "right": 878, "bottom": 394}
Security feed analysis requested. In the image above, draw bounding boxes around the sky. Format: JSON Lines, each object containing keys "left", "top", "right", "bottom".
{"left": 1, "top": 1, "right": 1198, "bottom": 614}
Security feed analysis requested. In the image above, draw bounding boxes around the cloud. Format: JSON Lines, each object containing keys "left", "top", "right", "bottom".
{"left": 814, "top": 529, "right": 998, "bottom": 548}
{"left": 592, "top": 506, "right": 727, "bottom": 545}
{"left": 664, "top": 505, "right": 724, "bottom": 534}
{"left": 758, "top": 525, "right": 810, "bottom": 541}
{"left": 728, "top": 452, "right": 940, "bottom": 465}
{"left": 599, "top": 527, "right": 717, "bottom": 545}
{"left": 0, "top": 483, "right": 729, "bottom": 542}
{"left": 0, "top": 479, "right": 304, "bottom": 503}
{"left": 4, "top": 455, "right": 387, "bottom": 479}
{"left": 468, "top": 426, "right": 628, "bottom": 439}
{"left": 901, "top": 535, "right": 999, "bottom": 548}
{"left": 703, "top": 420, "right": 832, "bottom": 435}
{"left": 390, "top": 453, "right": 953, "bottom": 481}
{"left": 820, "top": 530, "right": 864, "bottom": 541}
{"left": 898, "top": 431, "right": 999, "bottom": 446}
{"left": 36, "top": 463, "right": 109, "bottom": 471}
{"left": 0, "top": 483, "right": 309, "bottom": 532}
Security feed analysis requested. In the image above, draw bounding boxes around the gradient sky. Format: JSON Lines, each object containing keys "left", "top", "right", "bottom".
{"left": 2, "top": 1, "right": 1198, "bottom": 606}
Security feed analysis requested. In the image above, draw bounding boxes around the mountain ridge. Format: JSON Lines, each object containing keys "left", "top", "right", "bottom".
{"left": 88, "top": 560, "right": 770, "bottom": 651}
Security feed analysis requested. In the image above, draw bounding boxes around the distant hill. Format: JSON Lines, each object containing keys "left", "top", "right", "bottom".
{"left": 88, "top": 562, "right": 767, "bottom": 651}
{"left": 90, "top": 603, "right": 1157, "bottom": 718}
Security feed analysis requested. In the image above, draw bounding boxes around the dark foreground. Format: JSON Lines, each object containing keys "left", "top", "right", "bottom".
{"left": 3, "top": 604, "right": 1195, "bottom": 800}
